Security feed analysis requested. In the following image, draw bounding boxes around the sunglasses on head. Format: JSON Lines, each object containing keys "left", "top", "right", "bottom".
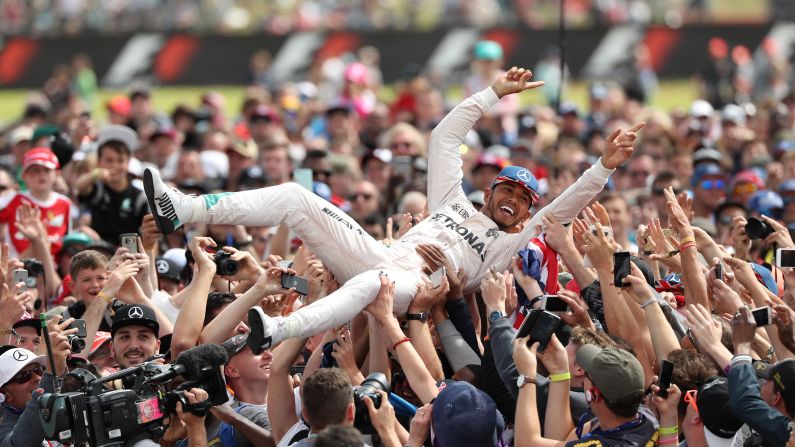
{"left": 699, "top": 179, "right": 725, "bottom": 190}
{"left": 732, "top": 182, "right": 758, "bottom": 195}
{"left": 683, "top": 389, "right": 699, "bottom": 415}
{"left": 9, "top": 364, "right": 45, "bottom": 384}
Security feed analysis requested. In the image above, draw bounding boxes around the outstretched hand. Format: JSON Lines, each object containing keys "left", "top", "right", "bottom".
{"left": 491, "top": 67, "right": 545, "bottom": 99}
{"left": 601, "top": 122, "right": 645, "bottom": 169}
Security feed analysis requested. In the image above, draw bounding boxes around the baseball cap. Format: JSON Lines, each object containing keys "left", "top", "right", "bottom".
{"left": 106, "top": 95, "right": 131, "bottom": 117}
{"left": 362, "top": 148, "right": 393, "bottom": 166}
{"left": 691, "top": 164, "right": 725, "bottom": 188}
{"left": 576, "top": 345, "right": 645, "bottom": 404}
{"left": 155, "top": 257, "right": 181, "bottom": 282}
{"left": 779, "top": 179, "right": 795, "bottom": 196}
{"left": 692, "top": 148, "right": 723, "bottom": 165}
{"left": 23, "top": 147, "right": 60, "bottom": 172}
{"left": 31, "top": 124, "right": 58, "bottom": 143}
{"left": 89, "top": 331, "right": 112, "bottom": 356}
{"left": 0, "top": 348, "right": 46, "bottom": 388}
{"left": 731, "top": 170, "right": 764, "bottom": 190}
{"left": 9, "top": 126, "right": 33, "bottom": 146}
{"left": 431, "top": 381, "right": 505, "bottom": 447}
{"left": 96, "top": 124, "right": 138, "bottom": 152}
{"left": 223, "top": 333, "right": 249, "bottom": 358}
{"left": 163, "top": 248, "right": 188, "bottom": 272}
{"left": 62, "top": 232, "right": 92, "bottom": 251}
{"left": 473, "top": 153, "right": 508, "bottom": 173}
{"left": 751, "top": 263, "right": 779, "bottom": 295}
{"left": 690, "top": 99, "right": 714, "bottom": 118}
{"left": 491, "top": 166, "right": 540, "bottom": 205}
{"left": 12, "top": 315, "right": 41, "bottom": 336}
{"left": 112, "top": 304, "right": 159, "bottom": 337}
{"left": 325, "top": 100, "right": 354, "bottom": 116}
{"left": 473, "top": 40, "right": 503, "bottom": 61}
{"left": 227, "top": 139, "right": 258, "bottom": 159}
{"left": 559, "top": 102, "right": 580, "bottom": 117}
{"left": 755, "top": 359, "right": 795, "bottom": 412}
{"left": 344, "top": 62, "right": 369, "bottom": 85}
{"left": 747, "top": 190, "right": 784, "bottom": 218}
{"left": 697, "top": 376, "right": 743, "bottom": 443}
{"left": 721, "top": 104, "right": 746, "bottom": 126}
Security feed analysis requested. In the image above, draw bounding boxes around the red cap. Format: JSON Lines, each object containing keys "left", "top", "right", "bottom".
{"left": 23, "top": 147, "right": 59, "bottom": 172}
{"left": 89, "top": 331, "right": 112, "bottom": 355}
{"left": 106, "top": 95, "right": 131, "bottom": 117}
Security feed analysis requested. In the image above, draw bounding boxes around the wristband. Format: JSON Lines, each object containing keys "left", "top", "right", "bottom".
{"left": 680, "top": 242, "right": 696, "bottom": 251}
{"left": 658, "top": 425, "right": 679, "bottom": 435}
{"left": 658, "top": 437, "right": 678, "bottom": 445}
{"left": 640, "top": 296, "right": 657, "bottom": 309}
{"left": 679, "top": 236, "right": 695, "bottom": 245}
{"left": 549, "top": 372, "right": 571, "bottom": 382}
{"left": 392, "top": 337, "right": 411, "bottom": 351}
{"left": 97, "top": 291, "right": 113, "bottom": 305}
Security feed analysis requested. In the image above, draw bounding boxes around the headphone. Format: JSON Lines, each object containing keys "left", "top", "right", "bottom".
{"left": 585, "top": 387, "right": 601, "bottom": 403}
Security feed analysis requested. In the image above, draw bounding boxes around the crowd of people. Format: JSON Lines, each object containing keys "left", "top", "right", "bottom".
{"left": 0, "top": 0, "right": 739, "bottom": 36}
{"left": 1, "top": 36, "right": 795, "bottom": 447}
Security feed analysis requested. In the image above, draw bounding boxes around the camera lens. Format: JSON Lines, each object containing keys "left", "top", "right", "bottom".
{"left": 213, "top": 251, "right": 240, "bottom": 276}
{"left": 67, "top": 335, "right": 86, "bottom": 354}
{"left": 745, "top": 217, "right": 773, "bottom": 240}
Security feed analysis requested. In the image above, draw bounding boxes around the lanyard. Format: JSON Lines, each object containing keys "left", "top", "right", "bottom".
{"left": 576, "top": 410, "right": 644, "bottom": 439}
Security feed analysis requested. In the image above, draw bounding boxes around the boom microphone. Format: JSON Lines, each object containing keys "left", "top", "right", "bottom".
{"left": 145, "top": 344, "right": 228, "bottom": 384}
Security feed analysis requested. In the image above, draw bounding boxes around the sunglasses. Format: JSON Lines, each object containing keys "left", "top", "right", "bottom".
{"left": 350, "top": 193, "right": 374, "bottom": 201}
{"left": 9, "top": 364, "right": 45, "bottom": 384}
{"left": 390, "top": 141, "right": 413, "bottom": 150}
{"left": 732, "top": 183, "right": 758, "bottom": 195}
{"left": 699, "top": 179, "right": 725, "bottom": 190}
{"left": 652, "top": 188, "right": 683, "bottom": 196}
{"left": 683, "top": 389, "right": 699, "bottom": 415}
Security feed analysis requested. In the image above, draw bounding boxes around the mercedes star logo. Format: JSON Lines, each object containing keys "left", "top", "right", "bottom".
{"left": 128, "top": 306, "right": 145, "bottom": 319}
{"left": 517, "top": 169, "right": 531, "bottom": 183}
{"left": 12, "top": 350, "right": 28, "bottom": 362}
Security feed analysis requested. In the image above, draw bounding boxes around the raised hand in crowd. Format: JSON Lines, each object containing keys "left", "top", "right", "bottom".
{"left": 557, "top": 289, "right": 595, "bottom": 330}
{"left": 730, "top": 215, "right": 752, "bottom": 261}
{"left": 481, "top": 267, "right": 507, "bottom": 316}
{"left": 46, "top": 315, "right": 78, "bottom": 376}
{"left": 175, "top": 388, "right": 211, "bottom": 446}
{"left": 774, "top": 304, "right": 795, "bottom": 354}
{"left": 331, "top": 326, "right": 364, "bottom": 385}
{"left": 490, "top": 66, "right": 545, "bottom": 99}
{"left": 139, "top": 213, "right": 161, "bottom": 252}
{"left": 683, "top": 303, "right": 732, "bottom": 369}
{"left": 761, "top": 214, "right": 795, "bottom": 248}
{"left": 646, "top": 217, "right": 682, "bottom": 272}
{"left": 0, "top": 282, "right": 31, "bottom": 340}
{"left": 405, "top": 404, "right": 433, "bottom": 447}
{"left": 600, "top": 122, "right": 645, "bottom": 169}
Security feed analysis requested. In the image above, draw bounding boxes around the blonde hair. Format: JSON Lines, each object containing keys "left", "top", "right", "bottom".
{"left": 380, "top": 123, "right": 427, "bottom": 157}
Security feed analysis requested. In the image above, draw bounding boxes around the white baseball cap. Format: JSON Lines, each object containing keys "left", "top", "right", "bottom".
{"left": 0, "top": 348, "right": 46, "bottom": 388}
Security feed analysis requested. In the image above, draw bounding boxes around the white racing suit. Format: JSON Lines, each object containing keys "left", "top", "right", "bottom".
{"left": 194, "top": 88, "right": 614, "bottom": 339}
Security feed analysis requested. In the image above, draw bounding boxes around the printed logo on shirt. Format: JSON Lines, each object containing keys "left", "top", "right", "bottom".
{"left": 429, "top": 212, "right": 492, "bottom": 261}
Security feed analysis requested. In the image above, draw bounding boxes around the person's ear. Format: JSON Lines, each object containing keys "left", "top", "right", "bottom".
{"left": 573, "top": 364, "right": 585, "bottom": 377}
{"left": 347, "top": 401, "right": 355, "bottom": 423}
{"left": 484, "top": 188, "right": 492, "bottom": 203}
{"left": 224, "top": 365, "right": 239, "bottom": 379}
{"left": 773, "top": 389, "right": 783, "bottom": 407}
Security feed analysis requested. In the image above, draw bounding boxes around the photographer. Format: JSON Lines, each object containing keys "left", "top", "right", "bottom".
{"left": 0, "top": 316, "right": 73, "bottom": 447}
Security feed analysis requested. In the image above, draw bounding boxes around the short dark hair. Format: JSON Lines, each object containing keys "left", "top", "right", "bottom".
{"left": 651, "top": 171, "right": 679, "bottom": 189}
{"left": 314, "top": 425, "right": 363, "bottom": 447}
{"left": 204, "top": 292, "right": 236, "bottom": 326}
{"left": 604, "top": 393, "right": 643, "bottom": 418}
{"left": 668, "top": 349, "right": 717, "bottom": 415}
{"left": 69, "top": 250, "right": 108, "bottom": 279}
{"left": 301, "top": 368, "right": 353, "bottom": 430}
{"left": 98, "top": 141, "right": 131, "bottom": 160}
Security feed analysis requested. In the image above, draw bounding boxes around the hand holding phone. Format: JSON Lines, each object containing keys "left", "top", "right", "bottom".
{"left": 542, "top": 295, "right": 570, "bottom": 313}
{"left": 120, "top": 233, "right": 138, "bottom": 254}
{"left": 613, "top": 251, "right": 631, "bottom": 288}
{"left": 715, "top": 262, "right": 724, "bottom": 281}
{"left": 12, "top": 269, "right": 28, "bottom": 293}
{"left": 776, "top": 248, "right": 795, "bottom": 268}
{"left": 657, "top": 359, "right": 674, "bottom": 398}
{"left": 430, "top": 267, "right": 446, "bottom": 289}
{"left": 282, "top": 273, "right": 310, "bottom": 296}
{"left": 751, "top": 307, "right": 773, "bottom": 327}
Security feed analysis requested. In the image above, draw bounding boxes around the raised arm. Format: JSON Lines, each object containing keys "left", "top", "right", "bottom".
{"left": 520, "top": 123, "right": 644, "bottom": 239}
{"left": 428, "top": 67, "right": 543, "bottom": 211}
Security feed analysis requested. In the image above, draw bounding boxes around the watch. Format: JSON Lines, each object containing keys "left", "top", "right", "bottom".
{"left": 517, "top": 374, "right": 536, "bottom": 389}
{"left": 488, "top": 310, "right": 505, "bottom": 322}
{"left": 406, "top": 312, "right": 428, "bottom": 323}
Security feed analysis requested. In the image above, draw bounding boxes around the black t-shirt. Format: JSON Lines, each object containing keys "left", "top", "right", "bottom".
{"left": 79, "top": 181, "right": 149, "bottom": 244}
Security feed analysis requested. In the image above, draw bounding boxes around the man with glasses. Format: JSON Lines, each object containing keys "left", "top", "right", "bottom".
{"left": 0, "top": 317, "right": 72, "bottom": 446}
{"left": 349, "top": 180, "right": 381, "bottom": 222}
{"left": 691, "top": 164, "right": 727, "bottom": 219}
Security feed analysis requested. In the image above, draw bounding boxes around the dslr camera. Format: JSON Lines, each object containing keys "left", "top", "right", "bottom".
{"left": 214, "top": 250, "right": 240, "bottom": 276}
{"left": 745, "top": 217, "right": 773, "bottom": 240}
{"left": 353, "top": 372, "right": 390, "bottom": 435}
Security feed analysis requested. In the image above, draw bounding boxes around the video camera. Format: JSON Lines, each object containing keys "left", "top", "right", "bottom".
{"left": 38, "top": 344, "right": 229, "bottom": 447}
